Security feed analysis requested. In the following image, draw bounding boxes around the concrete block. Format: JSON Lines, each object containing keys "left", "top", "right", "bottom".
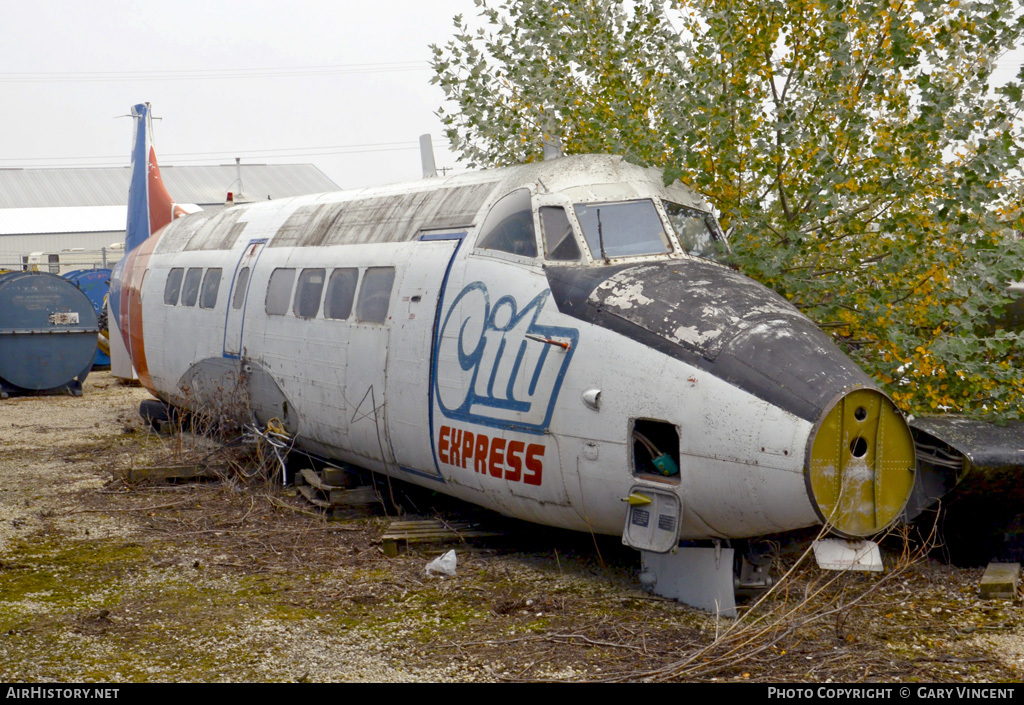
{"left": 980, "top": 562, "right": 1020, "bottom": 600}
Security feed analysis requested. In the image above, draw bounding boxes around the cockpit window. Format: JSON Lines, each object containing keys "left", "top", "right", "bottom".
{"left": 540, "top": 206, "right": 581, "bottom": 262}
{"left": 664, "top": 202, "right": 726, "bottom": 261}
{"left": 476, "top": 189, "right": 537, "bottom": 258}
{"left": 573, "top": 200, "right": 671, "bottom": 259}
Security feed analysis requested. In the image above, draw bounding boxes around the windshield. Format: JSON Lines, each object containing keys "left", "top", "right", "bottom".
{"left": 476, "top": 188, "right": 537, "bottom": 258}
{"left": 663, "top": 202, "right": 726, "bottom": 261}
{"left": 573, "top": 200, "right": 671, "bottom": 259}
{"left": 540, "top": 206, "right": 582, "bottom": 261}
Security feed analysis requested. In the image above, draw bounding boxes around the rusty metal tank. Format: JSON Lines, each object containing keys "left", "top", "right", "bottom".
{"left": 0, "top": 271, "right": 99, "bottom": 397}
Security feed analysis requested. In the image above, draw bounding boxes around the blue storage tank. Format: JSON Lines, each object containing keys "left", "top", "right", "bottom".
{"left": 63, "top": 269, "right": 112, "bottom": 367}
{"left": 0, "top": 271, "right": 99, "bottom": 397}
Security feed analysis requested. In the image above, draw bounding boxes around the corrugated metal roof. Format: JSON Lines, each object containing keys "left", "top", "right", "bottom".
{"left": 0, "top": 164, "right": 339, "bottom": 208}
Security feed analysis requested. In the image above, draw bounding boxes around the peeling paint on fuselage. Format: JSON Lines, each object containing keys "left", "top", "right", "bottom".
{"left": 601, "top": 281, "right": 654, "bottom": 310}
{"left": 672, "top": 325, "right": 722, "bottom": 347}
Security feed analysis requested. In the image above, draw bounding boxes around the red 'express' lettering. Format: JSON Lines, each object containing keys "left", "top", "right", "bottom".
{"left": 438, "top": 425, "right": 544, "bottom": 487}
{"left": 525, "top": 444, "right": 543, "bottom": 486}
{"left": 505, "top": 440, "right": 523, "bottom": 482}
{"left": 488, "top": 438, "right": 505, "bottom": 478}
{"left": 474, "top": 434, "right": 489, "bottom": 474}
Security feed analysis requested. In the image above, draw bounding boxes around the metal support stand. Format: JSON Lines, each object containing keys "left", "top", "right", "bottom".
{"left": 639, "top": 545, "right": 738, "bottom": 617}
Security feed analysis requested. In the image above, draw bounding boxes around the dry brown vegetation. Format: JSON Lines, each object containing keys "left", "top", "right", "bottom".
{"left": 0, "top": 372, "right": 1020, "bottom": 682}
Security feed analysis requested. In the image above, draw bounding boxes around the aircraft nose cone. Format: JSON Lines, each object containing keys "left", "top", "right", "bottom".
{"left": 806, "top": 388, "right": 917, "bottom": 537}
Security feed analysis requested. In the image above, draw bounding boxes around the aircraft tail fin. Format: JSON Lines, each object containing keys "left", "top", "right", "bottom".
{"left": 126, "top": 102, "right": 186, "bottom": 252}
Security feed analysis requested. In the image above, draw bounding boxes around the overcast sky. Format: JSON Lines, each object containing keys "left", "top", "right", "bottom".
{"left": 0, "top": 0, "right": 474, "bottom": 190}
{"left": 2, "top": 1, "right": 1022, "bottom": 195}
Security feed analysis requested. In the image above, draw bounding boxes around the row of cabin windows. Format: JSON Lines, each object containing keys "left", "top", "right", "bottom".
{"left": 162, "top": 264, "right": 395, "bottom": 325}
{"left": 265, "top": 266, "right": 395, "bottom": 323}
{"left": 164, "top": 267, "right": 222, "bottom": 309}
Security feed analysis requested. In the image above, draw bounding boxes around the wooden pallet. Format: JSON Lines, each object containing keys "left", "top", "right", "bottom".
{"left": 115, "top": 464, "right": 222, "bottom": 482}
{"left": 381, "top": 517, "right": 503, "bottom": 557}
{"left": 295, "top": 467, "right": 380, "bottom": 515}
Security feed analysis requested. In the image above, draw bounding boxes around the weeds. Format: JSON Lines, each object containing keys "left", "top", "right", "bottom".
{"left": 596, "top": 520, "right": 942, "bottom": 682}
{"left": 137, "top": 369, "right": 288, "bottom": 486}
{"left": 116, "top": 373, "right": 1010, "bottom": 683}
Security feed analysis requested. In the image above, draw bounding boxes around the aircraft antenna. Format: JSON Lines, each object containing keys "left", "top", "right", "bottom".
{"left": 420, "top": 134, "right": 437, "bottom": 178}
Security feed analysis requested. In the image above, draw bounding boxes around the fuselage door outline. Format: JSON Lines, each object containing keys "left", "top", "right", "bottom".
{"left": 223, "top": 238, "right": 267, "bottom": 358}
{"left": 403, "top": 230, "right": 467, "bottom": 480}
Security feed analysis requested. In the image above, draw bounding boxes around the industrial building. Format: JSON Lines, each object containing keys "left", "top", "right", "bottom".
{"left": 0, "top": 163, "right": 339, "bottom": 272}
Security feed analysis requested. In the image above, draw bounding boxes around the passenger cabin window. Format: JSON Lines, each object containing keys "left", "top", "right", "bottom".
{"left": 164, "top": 268, "right": 184, "bottom": 305}
{"left": 476, "top": 189, "right": 537, "bottom": 258}
{"left": 181, "top": 267, "right": 203, "bottom": 307}
{"left": 540, "top": 206, "right": 581, "bottom": 261}
{"left": 356, "top": 267, "right": 395, "bottom": 324}
{"left": 265, "top": 268, "right": 295, "bottom": 316}
{"left": 199, "top": 268, "right": 222, "bottom": 309}
{"left": 574, "top": 200, "right": 670, "bottom": 259}
{"left": 325, "top": 268, "right": 358, "bottom": 320}
{"left": 294, "top": 268, "right": 326, "bottom": 319}
{"left": 664, "top": 202, "right": 726, "bottom": 261}
{"left": 231, "top": 267, "right": 250, "bottom": 310}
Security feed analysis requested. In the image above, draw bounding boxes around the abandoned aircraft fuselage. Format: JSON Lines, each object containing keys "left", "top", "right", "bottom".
{"left": 112, "top": 105, "right": 917, "bottom": 555}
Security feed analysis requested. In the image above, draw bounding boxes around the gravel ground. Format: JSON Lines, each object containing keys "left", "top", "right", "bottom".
{"left": 0, "top": 371, "right": 1020, "bottom": 683}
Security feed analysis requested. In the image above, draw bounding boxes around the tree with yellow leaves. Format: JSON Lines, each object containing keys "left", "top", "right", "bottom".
{"left": 432, "top": 0, "right": 1024, "bottom": 418}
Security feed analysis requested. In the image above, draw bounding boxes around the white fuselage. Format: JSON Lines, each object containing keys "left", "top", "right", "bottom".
{"left": 128, "top": 156, "right": 826, "bottom": 540}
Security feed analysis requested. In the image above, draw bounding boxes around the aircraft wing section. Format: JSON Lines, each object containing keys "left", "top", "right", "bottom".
{"left": 910, "top": 416, "right": 1024, "bottom": 470}
{"left": 909, "top": 416, "right": 1024, "bottom": 565}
